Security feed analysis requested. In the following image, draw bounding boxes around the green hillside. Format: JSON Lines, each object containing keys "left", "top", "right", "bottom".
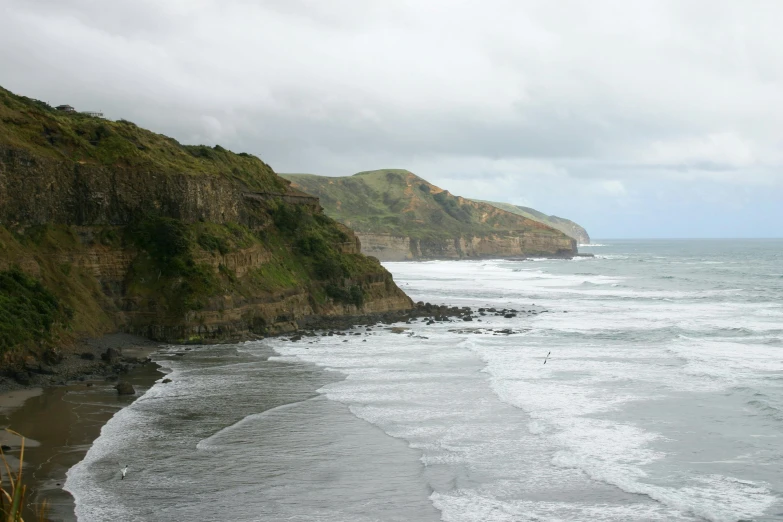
{"left": 281, "top": 170, "right": 565, "bottom": 240}
{"left": 0, "top": 87, "right": 287, "bottom": 193}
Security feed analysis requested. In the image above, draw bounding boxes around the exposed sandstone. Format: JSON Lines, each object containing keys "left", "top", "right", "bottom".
{"left": 357, "top": 232, "right": 576, "bottom": 261}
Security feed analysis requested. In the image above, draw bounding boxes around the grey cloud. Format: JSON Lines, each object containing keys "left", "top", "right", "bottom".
{"left": 1, "top": 0, "right": 783, "bottom": 236}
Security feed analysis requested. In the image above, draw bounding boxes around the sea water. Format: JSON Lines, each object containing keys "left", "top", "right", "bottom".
{"left": 65, "top": 239, "right": 783, "bottom": 521}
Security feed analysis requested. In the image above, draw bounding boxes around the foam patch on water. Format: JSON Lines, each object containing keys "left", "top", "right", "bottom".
{"left": 552, "top": 455, "right": 777, "bottom": 522}
{"left": 431, "top": 489, "right": 692, "bottom": 522}
{"left": 463, "top": 330, "right": 779, "bottom": 521}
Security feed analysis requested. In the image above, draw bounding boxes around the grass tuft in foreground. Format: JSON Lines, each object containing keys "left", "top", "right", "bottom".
{"left": 0, "top": 429, "right": 48, "bottom": 522}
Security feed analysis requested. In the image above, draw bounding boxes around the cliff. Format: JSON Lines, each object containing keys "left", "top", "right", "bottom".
{"left": 281, "top": 170, "right": 577, "bottom": 261}
{"left": 0, "top": 86, "right": 412, "bottom": 366}
{"left": 473, "top": 200, "right": 590, "bottom": 244}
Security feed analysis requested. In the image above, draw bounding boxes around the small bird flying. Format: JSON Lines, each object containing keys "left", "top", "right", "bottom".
{"left": 120, "top": 465, "right": 128, "bottom": 480}
{"left": 543, "top": 352, "right": 551, "bottom": 365}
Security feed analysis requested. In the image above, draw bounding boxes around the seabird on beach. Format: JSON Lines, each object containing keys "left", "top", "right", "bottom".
{"left": 543, "top": 352, "right": 551, "bottom": 365}
{"left": 120, "top": 465, "right": 128, "bottom": 480}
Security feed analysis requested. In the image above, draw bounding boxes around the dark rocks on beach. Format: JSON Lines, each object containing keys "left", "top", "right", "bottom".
{"left": 462, "top": 316, "right": 473, "bottom": 321}
{"left": 115, "top": 382, "right": 135, "bottom": 395}
{"left": 298, "top": 302, "right": 470, "bottom": 332}
{"left": 162, "top": 378, "right": 172, "bottom": 384}
{"left": 80, "top": 352, "right": 96, "bottom": 360}
{"left": 504, "top": 314, "right": 516, "bottom": 318}
{"left": 23, "top": 357, "right": 56, "bottom": 375}
{"left": 290, "top": 335, "right": 302, "bottom": 342}
{"left": 43, "top": 348, "right": 64, "bottom": 365}
{"left": 14, "top": 371, "right": 31, "bottom": 385}
{"left": 101, "top": 347, "right": 122, "bottom": 364}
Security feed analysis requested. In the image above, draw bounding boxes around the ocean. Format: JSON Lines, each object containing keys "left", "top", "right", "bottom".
{"left": 64, "top": 239, "right": 783, "bottom": 521}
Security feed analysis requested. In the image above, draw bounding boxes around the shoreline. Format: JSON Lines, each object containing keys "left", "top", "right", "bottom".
{"left": 0, "top": 338, "right": 164, "bottom": 522}
{"left": 0, "top": 303, "right": 482, "bottom": 520}
{"left": 0, "top": 334, "right": 162, "bottom": 394}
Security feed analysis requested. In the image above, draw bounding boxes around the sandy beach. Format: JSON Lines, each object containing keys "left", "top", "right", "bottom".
{"left": 0, "top": 344, "right": 163, "bottom": 521}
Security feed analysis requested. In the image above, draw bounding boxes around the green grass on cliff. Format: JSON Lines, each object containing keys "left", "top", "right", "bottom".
{"left": 261, "top": 200, "right": 384, "bottom": 303}
{"left": 0, "top": 267, "right": 72, "bottom": 354}
{"left": 0, "top": 225, "right": 118, "bottom": 352}
{"left": 0, "top": 206, "right": 393, "bottom": 350}
{"left": 281, "top": 170, "right": 567, "bottom": 241}
{"left": 122, "top": 206, "right": 383, "bottom": 317}
{"left": 124, "top": 216, "right": 221, "bottom": 315}
{"left": 0, "top": 86, "right": 287, "bottom": 193}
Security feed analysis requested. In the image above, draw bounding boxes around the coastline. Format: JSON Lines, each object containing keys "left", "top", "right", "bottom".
{"left": 0, "top": 338, "right": 163, "bottom": 522}
{"left": 0, "top": 303, "right": 473, "bottom": 521}
{"left": 0, "top": 334, "right": 162, "bottom": 394}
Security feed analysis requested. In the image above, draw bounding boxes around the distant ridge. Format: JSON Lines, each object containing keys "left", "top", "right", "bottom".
{"left": 473, "top": 200, "right": 590, "bottom": 244}
{"left": 281, "top": 170, "right": 578, "bottom": 261}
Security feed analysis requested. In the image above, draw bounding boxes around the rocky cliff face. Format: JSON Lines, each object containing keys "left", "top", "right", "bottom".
{"left": 0, "top": 86, "right": 411, "bottom": 360}
{"left": 473, "top": 200, "right": 590, "bottom": 245}
{"left": 358, "top": 232, "right": 576, "bottom": 261}
{"left": 281, "top": 170, "right": 579, "bottom": 261}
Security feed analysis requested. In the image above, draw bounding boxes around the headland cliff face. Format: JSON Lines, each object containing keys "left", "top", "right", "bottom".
{"left": 358, "top": 232, "right": 576, "bottom": 261}
{"left": 472, "top": 199, "right": 590, "bottom": 245}
{"left": 0, "top": 87, "right": 411, "bottom": 368}
{"left": 282, "top": 170, "right": 578, "bottom": 261}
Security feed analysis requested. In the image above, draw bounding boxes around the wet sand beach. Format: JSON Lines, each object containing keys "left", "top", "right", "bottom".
{"left": 0, "top": 356, "right": 163, "bottom": 521}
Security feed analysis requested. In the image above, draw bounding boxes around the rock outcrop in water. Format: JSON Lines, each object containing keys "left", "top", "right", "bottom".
{"left": 281, "top": 170, "right": 578, "bottom": 261}
{"left": 0, "top": 86, "right": 412, "bottom": 370}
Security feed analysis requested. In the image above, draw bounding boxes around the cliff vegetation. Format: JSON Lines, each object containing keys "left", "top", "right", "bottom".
{"left": 0, "top": 86, "right": 411, "bottom": 366}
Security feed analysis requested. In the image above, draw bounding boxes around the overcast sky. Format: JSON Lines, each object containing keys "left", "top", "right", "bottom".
{"left": 2, "top": 0, "right": 782, "bottom": 238}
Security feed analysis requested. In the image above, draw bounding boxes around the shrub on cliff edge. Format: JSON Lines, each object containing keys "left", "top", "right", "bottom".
{"left": 0, "top": 268, "right": 72, "bottom": 354}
